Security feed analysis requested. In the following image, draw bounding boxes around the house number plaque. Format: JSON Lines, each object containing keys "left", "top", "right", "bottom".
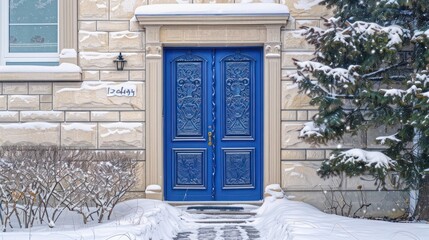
{"left": 107, "top": 86, "right": 136, "bottom": 97}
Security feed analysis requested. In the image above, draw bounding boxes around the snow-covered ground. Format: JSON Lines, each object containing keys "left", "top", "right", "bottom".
{"left": 0, "top": 199, "right": 183, "bottom": 240}
{"left": 1, "top": 197, "right": 429, "bottom": 239}
{"left": 256, "top": 196, "right": 429, "bottom": 240}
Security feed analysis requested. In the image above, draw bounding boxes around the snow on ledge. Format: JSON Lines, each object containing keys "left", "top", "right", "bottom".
{"left": 60, "top": 48, "right": 77, "bottom": 59}
{"left": 135, "top": 3, "right": 290, "bottom": 16}
{"left": 0, "top": 63, "right": 81, "bottom": 73}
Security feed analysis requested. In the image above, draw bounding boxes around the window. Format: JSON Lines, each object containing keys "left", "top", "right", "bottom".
{"left": 1, "top": 0, "right": 59, "bottom": 65}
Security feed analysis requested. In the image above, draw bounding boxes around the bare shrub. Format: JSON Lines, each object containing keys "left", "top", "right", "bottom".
{"left": 321, "top": 185, "right": 371, "bottom": 218}
{"left": 0, "top": 146, "right": 137, "bottom": 231}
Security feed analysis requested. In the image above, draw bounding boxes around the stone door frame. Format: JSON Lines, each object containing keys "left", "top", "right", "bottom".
{"left": 136, "top": 12, "right": 289, "bottom": 200}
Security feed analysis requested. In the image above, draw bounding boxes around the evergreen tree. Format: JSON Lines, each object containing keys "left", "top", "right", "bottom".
{"left": 290, "top": 0, "right": 429, "bottom": 219}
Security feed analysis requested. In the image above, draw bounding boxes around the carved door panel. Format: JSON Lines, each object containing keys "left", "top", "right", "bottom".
{"left": 164, "top": 48, "right": 262, "bottom": 201}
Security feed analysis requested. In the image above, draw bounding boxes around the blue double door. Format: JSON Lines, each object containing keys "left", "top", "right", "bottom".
{"left": 164, "top": 47, "right": 263, "bottom": 201}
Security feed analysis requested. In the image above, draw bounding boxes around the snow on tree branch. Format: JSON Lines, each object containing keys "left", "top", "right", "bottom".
{"left": 294, "top": 61, "right": 359, "bottom": 84}
{"left": 346, "top": 21, "right": 410, "bottom": 48}
{"left": 335, "top": 149, "right": 396, "bottom": 169}
{"left": 376, "top": 133, "right": 401, "bottom": 145}
{"left": 299, "top": 122, "right": 325, "bottom": 138}
{"left": 412, "top": 29, "right": 429, "bottom": 42}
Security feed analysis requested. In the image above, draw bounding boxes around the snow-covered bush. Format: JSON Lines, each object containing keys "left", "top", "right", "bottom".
{"left": 318, "top": 149, "right": 396, "bottom": 188}
{"left": 0, "top": 146, "right": 136, "bottom": 231}
{"left": 290, "top": 0, "right": 429, "bottom": 219}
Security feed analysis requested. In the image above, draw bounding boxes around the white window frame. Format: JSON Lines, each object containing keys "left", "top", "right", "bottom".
{"left": 0, "top": 0, "right": 59, "bottom": 65}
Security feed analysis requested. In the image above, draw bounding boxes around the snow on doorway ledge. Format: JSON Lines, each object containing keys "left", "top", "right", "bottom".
{"left": 135, "top": 3, "right": 290, "bottom": 26}
{"left": 135, "top": 3, "right": 289, "bottom": 16}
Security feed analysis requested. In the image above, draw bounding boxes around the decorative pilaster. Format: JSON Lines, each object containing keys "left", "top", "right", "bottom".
{"left": 145, "top": 26, "right": 163, "bottom": 200}
{"left": 263, "top": 25, "right": 282, "bottom": 188}
{"left": 59, "top": 0, "right": 78, "bottom": 50}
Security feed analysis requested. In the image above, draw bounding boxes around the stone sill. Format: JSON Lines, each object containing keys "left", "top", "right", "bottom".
{"left": 0, "top": 72, "right": 82, "bottom": 82}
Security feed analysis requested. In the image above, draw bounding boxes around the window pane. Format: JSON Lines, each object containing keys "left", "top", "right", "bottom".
{"left": 6, "top": 62, "right": 59, "bottom": 66}
{"left": 9, "top": 25, "right": 58, "bottom": 53}
{"left": 9, "top": 0, "right": 58, "bottom": 24}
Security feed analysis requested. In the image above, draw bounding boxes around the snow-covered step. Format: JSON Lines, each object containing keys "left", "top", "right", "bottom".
{"left": 187, "top": 210, "right": 257, "bottom": 215}
{"left": 192, "top": 219, "right": 254, "bottom": 224}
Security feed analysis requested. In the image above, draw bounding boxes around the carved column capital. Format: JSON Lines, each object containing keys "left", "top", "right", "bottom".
{"left": 265, "top": 43, "right": 281, "bottom": 58}
{"left": 146, "top": 44, "right": 163, "bottom": 59}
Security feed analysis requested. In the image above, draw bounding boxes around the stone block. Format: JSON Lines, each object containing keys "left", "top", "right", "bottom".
{"left": 306, "top": 150, "right": 325, "bottom": 160}
{"left": 297, "top": 111, "right": 308, "bottom": 120}
{"left": 79, "top": 52, "right": 145, "bottom": 70}
{"left": 53, "top": 82, "right": 145, "bottom": 110}
{"left": 29, "top": 83, "right": 52, "bottom": 94}
{"left": 282, "top": 52, "right": 314, "bottom": 69}
{"left": 284, "top": 17, "right": 296, "bottom": 30}
{"left": 3, "top": 83, "right": 28, "bottom": 95}
{"left": 100, "top": 71, "right": 129, "bottom": 81}
{"left": 8, "top": 95, "right": 39, "bottom": 110}
{"left": 282, "top": 81, "right": 314, "bottom": 109}
{"left": 344, "top": 172, "right": 404, "bottom": 191}
{"left": 40, "top": 103, "right": 53, "bottom": 111}
{"left": 282, "top": 69, "right": 296, "bottom": 80}
{"left": 129, "top": 17, "right": 143, "bottom": 32}
{"left": 120, "top": 111, "right": 145, "bottom": 122}
{"left": 20, "top": 111, "right": 64, "bottom": 122}
{"left": 106, "top": 150, "right": 145, "bottom": 161}
{"left": 160, "top": 25, "right": 266, "bottom": 43}
{"left": 61, "top": 123, "right": 97, "bottom": 148}
{"left": 79, "top": 31, "right": 108, "bottom": 51}
{"left": 308, "top": 110, "right": 319, "bottom": 120}
{"left": 99, "top": 122, "right": 144, "bottom": 149}
{"left": 105, "top": 150, "right": 145, "bottom": 160}
{"left": 296, "top": 19, "right": 320, "bottom": 29}
{"left": 0, "top": 96, "right": 6, "bottom": 110}
{"left": 110, "top": 0, "right": 146, "bottom": 20}
{"left": 0, "top": 122, "right": 59, "bottom": 146}
{"left": 281, "top": 150, "right": 306, "bottom": 160}
{"left": 78, "top": 0, "right": 108, "bottom": 20}
{"left": 130, "top": 71, "right": 145, "bottom": 81}
{"left": 281, "top": 122, "right": 365, "bottom": 150}
{"left": 83, "top": 71, "right": 100, "bottom": 81}
{"left": 97, "top": 21, "right": 129, "bottom": 32}
{"left": 131, "top": 161, "right": 146, "bottom": 191}
{"left": 109, "top": 31, "right": 144, "bottom": 51}
{"left": 65, "top": 112, "right": 90, "bottom": 121}
{"left": 281, "top": 0, "right": 333, "bottom": 18}
{"left": 91, "top": 111, "right": 120, "bottom": 121}
{"left": 40, "top": 95, "right": 53, "bottom": 103}
{"left": 281, "top": 161, "right": 343, "bottom": 190}
{"left": 0, "top": 111, "right": 19, "bottom": 122}
{"left": 281, "top": 111, "right": 297, "bottom": 121}
{"left": 282, "top": 122, "right": 316, "bottom": 149}
{"left": 282, "top": 29, "right": 314, "bottom": 50}
{"left": 79, "top": 21, "right": 97, "bottom": 31}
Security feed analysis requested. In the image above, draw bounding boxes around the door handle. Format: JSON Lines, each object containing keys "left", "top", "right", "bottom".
{"left": 208, "top": 131, "right": 213, "bottom": 146}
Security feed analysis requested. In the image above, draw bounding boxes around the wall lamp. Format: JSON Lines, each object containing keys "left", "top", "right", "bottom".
{"left": 114, "top": 52, "right": 127, "bottom": 71}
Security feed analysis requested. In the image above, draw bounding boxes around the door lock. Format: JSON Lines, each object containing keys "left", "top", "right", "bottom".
{"left": 208, "top": 131, "right": 213, "bottom": 146}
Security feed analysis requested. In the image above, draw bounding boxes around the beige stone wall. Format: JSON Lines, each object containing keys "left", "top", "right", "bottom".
{"left": 0, "top": 0, "right": 406, "bottom": 216}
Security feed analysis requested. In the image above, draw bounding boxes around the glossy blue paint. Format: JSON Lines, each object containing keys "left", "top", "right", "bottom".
{"left": 164, "top": 48, "right": 263, "bottom": 201}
